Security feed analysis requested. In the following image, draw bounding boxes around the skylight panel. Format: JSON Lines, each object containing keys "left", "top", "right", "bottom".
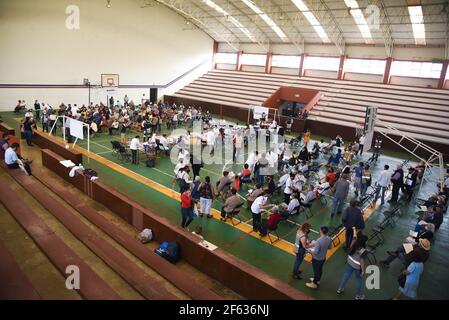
{"left": 291, "top": 0, "right": 330, "bottom": 43}
{"left": 202, "top": 0, "right": 256, "bottom": 42}
{"left": 343, "top": 0, "right": 374, "bottom": 44}
{"left": 408, "top": 6, "right": 426, "bottom": 45}
{"left": 240, "top": 0, "right": 289, "bottom": 42}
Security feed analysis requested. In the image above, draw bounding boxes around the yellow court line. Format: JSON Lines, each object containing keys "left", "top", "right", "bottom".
{"left": 27, "top": 127, "right": 386, "bottom": 262}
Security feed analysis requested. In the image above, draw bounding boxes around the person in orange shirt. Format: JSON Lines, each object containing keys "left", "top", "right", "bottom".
{"left": 180, "top": 186, "right": 194, "bottom": 229}
{"left": 325, "top": 168, "right": 337, "bottom": 187}
{"left": 234, "top": 174, "right": 241, "bottom": 191}
{"left": 303, "top": 129, "right": 311, "bottom": 146}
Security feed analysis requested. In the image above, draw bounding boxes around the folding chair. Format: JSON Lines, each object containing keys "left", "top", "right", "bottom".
{"left": 228, "top": 203, "right": 244, "bottom": 226}
{"left": 267, "top": 225, "right": 280, "bottom": 244}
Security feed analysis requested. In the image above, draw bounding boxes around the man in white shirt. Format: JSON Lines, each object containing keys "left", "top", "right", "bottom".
{"left": 250, "top": 191, "right": 273, "bottom": 232}
{"left": 4, "top": 143, "right": 32, "bottom": 175}
{"left": 233, "top": 133, "right": 244, "bottom": 164}
{"left": 130, "top": 135, "right": 140, "bottom": 165}
{"left": 287, "top": 194, "right": 300, "bottom": 215}
{"left": 375, "top": 164, "right": 391, "bottom": 205}
{"left": 359, "top": 134, "right": 366, "bottom": 155}
{"left": 283, "top": 173, "right": 296, "bottom": 205}
{"left": 158, "top": 134, "right": 169, "bottom": 155}
{"left": 206, "top": 129, "right": 215, "bottom": 155}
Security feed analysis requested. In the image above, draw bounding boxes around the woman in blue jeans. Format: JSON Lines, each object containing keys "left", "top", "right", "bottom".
{"left": 292, "top": 223, "right": 312, "bottom": 279}
{"left": 337, "top": 233, "right": 368, "bottom": 299}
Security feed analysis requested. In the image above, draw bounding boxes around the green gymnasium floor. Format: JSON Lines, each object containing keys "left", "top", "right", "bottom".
{"left": 2, "top": 111, "right": 448, "bottom": 300}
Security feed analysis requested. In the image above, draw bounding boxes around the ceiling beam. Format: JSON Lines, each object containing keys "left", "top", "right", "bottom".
{"left": 154, "top": 0, "right": 241, "bottom": 50}
{"left": 306, "top": 0, "right": 346, "bottom": 54}
{"left": 367, "top": 0, "right": 394, "bottom": 57}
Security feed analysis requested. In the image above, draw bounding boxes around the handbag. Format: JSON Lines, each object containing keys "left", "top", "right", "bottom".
{"left": 398, "top": 273, "right": 406, "bottom": 288}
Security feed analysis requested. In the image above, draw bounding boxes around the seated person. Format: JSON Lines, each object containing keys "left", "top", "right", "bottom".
{"left": 298, "top": 161, "right": 309, "bottom": 175}
{"left": 216, "top": 171, "right": 232, "bottom": 199}
{"left": 316, "top": 177, "right": 331, "bottom": 198}
{"left": 4, "top": 143, "right": 32, "bottom": 176}
{"left": 246, "top": 184, "right": 263, "bottom": 209}
{"left": 323, "top": 168, "right": 337, "bottom": 186}
{"left": 157, "top": 134, "right": 170, "bottom": 155}
{"left": 288, "top": 152, "right": 298, "bottom": 166}
{"left": 240, "top": 163, "right": 252, "bottom": 184}
{"left": 327, "top": 149, "right": 342, "bottom": 166}
{"left": 380, "top": 238, "right": 430, "bottom": 268}
{"left": 286, "top": 194, "right": 300, "bottom": 216}
{"left": 299, "top": 185, "right": 316, "bottom": 208}
{"left": 298, "top": 147, "right": 310, "bottom": 162}
{"left": 0, "top": 133, "right": 10, "bottom": 160}
{"left": 311, "top": 142, "right": 320, "bottom": 159}
{"left": 220, "top": 188, "right": 242, "bottom": 221}
{"left": 259, "top": 206, "right": 283, "bottom": 237}
{"left": 278, "top": 172, "right": 290, "bottom": 190}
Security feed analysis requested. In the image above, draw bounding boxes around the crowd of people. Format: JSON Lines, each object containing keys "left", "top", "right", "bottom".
{"left": 7, "top": 94, "right": 449, "bottom": 300}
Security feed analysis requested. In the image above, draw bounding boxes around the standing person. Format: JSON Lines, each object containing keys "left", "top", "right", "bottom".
{"left": 292, "top": 223, "right": 312, "bottom": 280}
{"left": 331, "top": 174, "right": 350, "bottom": 217}
{"left": 394, "top": 260, "right": 424, "bottom": 300}
{"left": 41, "top": 109, "right": 49, "bottom": 133}
{"left": 124, "top": 94, "right": 129, "bottom": 107}
{"left": 233, "top": 132, "right": 244, "bottom": 164}
{"left": 49, "top": 110, "right": 57, "bottom": 135}
{"left": 199, "top": 176, "right": 214, "bottom": 219}
{"left": 180, "top": 185, "right": 194, "bottom": 229}
{"left": 306, "top": 226, "right": 333, "bottom": 289}
{"left": 337, "top": 233, "right": 369, "bottom": 300}
{"left": 389, "top": 164, "right": 404, "bottom": 203}
{"left": 372, "top": 138, "right": 382, "bottom": 162}
{"left": 375, "top": 165, "right": 390, "bottom": 205}
{"left": 353, "top": 162, "right": 364, "bottom": 197}
{"left": 404, "top": 167, "right": 418, "bottom": 201}
{"left": 190, "top": 154, "right": 203, "bottom": 180}
{"left": 303, "top": 129, "right": 311, "bottom": 147}
{"left": 342, "top": 200, "right": 365, "bottom": 252}
{"left": 109, "top": 96, "right": 114, "bottom": 108}
{"left": 250, "top": 191, "right": 272, "bottom": 232}
{"left": 360, "top": 164, "right": 372, "bottom": 197}
{"left": 23, "top": 117, "right": 34, "bottom": 146}
{"left": 358, "top": 134, "right": 366, "bottom": 155}
{"left": 34, "top": 100, "right": 41, "bottom": 121}
{"left": 130, "top": 135, "right": 140, "bottom": 165}
{"left": 283, "top": 173, "right": 295, "bottom": 205}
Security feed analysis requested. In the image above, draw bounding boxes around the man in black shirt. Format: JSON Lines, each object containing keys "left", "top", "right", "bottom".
{"left": 34, "top": 100, "right": 41, "bottom": 121}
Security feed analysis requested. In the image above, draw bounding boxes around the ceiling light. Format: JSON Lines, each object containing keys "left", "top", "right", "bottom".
{"left": 106, "top": 0, "right": 111, "bottom": 8}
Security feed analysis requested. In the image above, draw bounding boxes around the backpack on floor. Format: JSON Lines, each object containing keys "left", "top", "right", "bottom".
{"left": 154, "top": 241, "right": 180, "bottom": 264}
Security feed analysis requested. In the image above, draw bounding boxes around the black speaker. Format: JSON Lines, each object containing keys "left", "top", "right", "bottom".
{"left": 150, "top": 88, "right": 158, "bottom": 103}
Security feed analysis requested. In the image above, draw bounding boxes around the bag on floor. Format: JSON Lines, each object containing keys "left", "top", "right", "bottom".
{"left": 154, "top": 241, "right": 180, "bottom": 264}
{"left": 84, "top": 169, "right": 98, "bottom": 179}
{"left": 137, "top": 228, "right": 153, "bottom": 244}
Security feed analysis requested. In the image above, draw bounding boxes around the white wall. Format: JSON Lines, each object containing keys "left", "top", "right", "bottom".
{"left": 344, "top": 72, "right": 382, "bottom": 83}
{"left": 389, "top": 76, "right": 439, "bottom": 88}
{"left": 0, "top": 0, "right": 213, "bottom": 110}
{"left": 271, "top": 67, "right": 298, "bottom": 75}
{"left": 304, "top": 69, "right": 338, "bottom": 79}
{"left": 241, "top": 65, "right": 265, "bottom": 73}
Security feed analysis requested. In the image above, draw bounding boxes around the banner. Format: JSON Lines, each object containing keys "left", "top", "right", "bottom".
{"left": 69, "top": 118, "right": 84, "bottom": 140}
{"left": 253, "top": 106, "right": 269, "bottom": 120}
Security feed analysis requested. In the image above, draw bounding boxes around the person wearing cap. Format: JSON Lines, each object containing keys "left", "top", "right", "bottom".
{"left": 306, "top": 226, "right": 333, "bottom": 289}
{"left": 380, "top": 238, "right": 430, "bottom": 268}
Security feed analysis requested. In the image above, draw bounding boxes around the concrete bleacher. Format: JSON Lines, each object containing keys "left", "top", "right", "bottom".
{"left": 173, "top": 69, "right": 449, "bottom": 145}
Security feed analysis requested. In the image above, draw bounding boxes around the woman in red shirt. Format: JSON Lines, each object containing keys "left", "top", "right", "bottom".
{"left": 181, "top": 186, "right": 193, "bottom": 228}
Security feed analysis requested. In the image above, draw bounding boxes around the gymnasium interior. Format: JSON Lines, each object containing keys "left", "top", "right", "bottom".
{"left": 0, "top": 0, "right": 448, "bottom": 302}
